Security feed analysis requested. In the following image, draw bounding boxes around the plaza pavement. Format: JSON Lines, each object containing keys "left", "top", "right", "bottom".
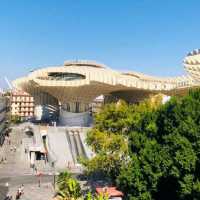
{"left": 0, "top": 124, "right": 55, "bottom": 200}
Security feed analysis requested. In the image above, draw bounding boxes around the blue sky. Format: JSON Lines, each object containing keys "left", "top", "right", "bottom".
{"left": 0, "top": 0, "right": 200, "bottom": 88}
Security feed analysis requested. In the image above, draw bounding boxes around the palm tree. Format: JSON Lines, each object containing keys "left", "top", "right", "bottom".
{"left": 56, "top": 171, "right": 81, "bottom": 200}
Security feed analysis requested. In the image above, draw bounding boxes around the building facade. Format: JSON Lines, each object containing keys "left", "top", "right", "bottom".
{"left": 0, "top": 95, "right": 8, "bottom": 145}
{"left": 12, "top": 50, "right": 200, "bottom": 126}
{"left": 91, "top": 95, "right": 105, "bottom": 114}
{"left": 11, "top": 90, "right": 34, "bottom": 121}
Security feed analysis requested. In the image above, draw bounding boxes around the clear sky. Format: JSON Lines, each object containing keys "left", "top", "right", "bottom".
{"left": 0, "top": 0, "right": 200, "bottom": 88}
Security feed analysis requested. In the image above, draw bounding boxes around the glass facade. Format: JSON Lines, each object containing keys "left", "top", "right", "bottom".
{"left": 62, "top": 102, "right": 89, "bottom": 113}
{"left": 39, "top": 72, "right": 86, "bottom": 81}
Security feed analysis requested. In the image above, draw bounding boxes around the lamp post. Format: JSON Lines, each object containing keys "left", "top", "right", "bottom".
{"left": 53, "top": 166, "right": 55, "bottom": 189}
{"left": 53, "top": 168, "right": 59, "bottom": 189}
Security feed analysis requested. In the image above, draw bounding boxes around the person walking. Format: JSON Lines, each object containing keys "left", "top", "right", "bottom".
{"left": 16, "top": 185, "right": 24, "bottom": 199}
{"left": 15, "top": 190, "right": 20, "bottom": 200}
{"left": 38, "top": 177, "right": 41, "bottom": 187}
{"left": 20, "top": 184, "right": 24, "bottom": 194}
{"left": 18, "top": 187, "right": 21, "bottom": 196}
{"left": 34, "top": 166, "right": 37, "bottom": 174}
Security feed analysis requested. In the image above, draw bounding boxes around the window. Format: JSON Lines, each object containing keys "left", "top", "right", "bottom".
{"left": 39, "top": 72, "right": 86, "bottom": 81}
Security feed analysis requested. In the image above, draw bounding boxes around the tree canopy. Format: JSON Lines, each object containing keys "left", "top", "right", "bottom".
{"left": 82, "top": 90, "right": 200, "bottom": 200}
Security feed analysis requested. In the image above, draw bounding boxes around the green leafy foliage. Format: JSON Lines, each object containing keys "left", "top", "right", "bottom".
{"left": 56, "top": 171, "right": 81, "bottom": 200}
{"left": 11, "top": 115, "right": 21, "bottom": 124}
{"left": 83, "top": 90, "right": 200, "bottom": 199}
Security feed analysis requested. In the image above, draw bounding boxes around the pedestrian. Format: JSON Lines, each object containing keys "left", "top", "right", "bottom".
{"left": 5, "top": 195, "right": 12, "bottom": 200}
{"left": 20, "top": 184, "right": 24, "bottom": 194}
{"left": 18, "top": 184, "right": 24, "bottom": 196}
{"left": 67, "top": 161, "right": 70, "bottom": 169}
{"left": 4, "top": 194, "right": 9, "bottom": 200}
{"left": 15, "top": 190, "right": 20, "bottom": 200}
{"left": 38, "top": 178, "right": 41, "bottom": 187}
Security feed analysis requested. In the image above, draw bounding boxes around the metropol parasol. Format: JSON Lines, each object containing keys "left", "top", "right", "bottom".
{"left": 13, "top": 49, "right": 200, "bottom": 126}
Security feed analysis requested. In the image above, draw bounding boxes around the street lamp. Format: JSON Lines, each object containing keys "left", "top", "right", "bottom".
{"left": 53, "top": 169, "right": 59, "bottom": 189}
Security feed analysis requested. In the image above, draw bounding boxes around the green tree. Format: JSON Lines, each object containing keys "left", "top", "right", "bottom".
{"left": 94, "top": 100, "right": 133, "bottom": 134}
{"left": 84, "top": 192, "right": 93, "bottom": 200}
{"left": 83, "top": 89, "right": 200, "bottom": 199}
{"left": 118, "top": 90, "right": 200, "bottom": 199}
{"left": 56, "top": 171, "right": 81, "bottom": 200}
{"left": 82, "top": 126, "right": 128, "bottom": 180}
{"left": 11, "top": 115, "right": 21, "bottom": 124}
